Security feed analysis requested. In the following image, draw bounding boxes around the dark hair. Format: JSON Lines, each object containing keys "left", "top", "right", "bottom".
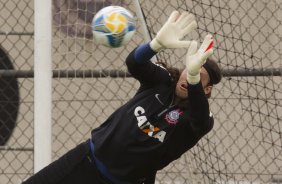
{"left": 203, "top": 58, "right": 222, "bottom": 85}
{"left": 156, "top": 58, "right": 222, "bottom": 86}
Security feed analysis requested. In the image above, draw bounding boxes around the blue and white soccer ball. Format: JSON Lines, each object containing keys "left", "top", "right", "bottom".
{"left": 92, "top": 6, "right": 136, "bottom": 48}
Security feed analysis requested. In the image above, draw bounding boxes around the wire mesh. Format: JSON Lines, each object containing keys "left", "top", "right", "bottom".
{"left": 0, "top": 0, "right": 282, "bottom": 183}
{"left": 0, "top": 0, "right": 34, "bottom": 183}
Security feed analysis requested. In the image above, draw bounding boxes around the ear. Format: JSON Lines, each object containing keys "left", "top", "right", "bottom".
{"left": 204, "top": 85, "right": 213, "bottom": 98}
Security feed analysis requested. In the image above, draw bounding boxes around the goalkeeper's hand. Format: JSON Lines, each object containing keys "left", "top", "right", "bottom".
{"left": 186, "top": 34, "right": 214, "bottom": 84}
{"left": 150, "top": 11, "right": 197, "bottom": 52}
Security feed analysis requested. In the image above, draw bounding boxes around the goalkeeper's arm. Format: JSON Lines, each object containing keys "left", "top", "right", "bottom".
{"left": 126, "top": 10, "right": 198, "bottom": 85}
{"left": 186, "top": 35, "right": 215, "bottom": 133}
{"left": 125, "top": 43, "right": 171, "bottom": 85}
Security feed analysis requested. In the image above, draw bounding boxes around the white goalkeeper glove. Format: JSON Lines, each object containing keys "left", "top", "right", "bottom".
{"left": 186, "top": 34, "right": 214, "bottom": 84}
{"left": 150, "top": 11, "right": 197, "bottom": 52}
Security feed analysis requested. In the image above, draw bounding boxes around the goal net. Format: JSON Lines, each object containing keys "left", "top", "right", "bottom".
{"left": 0, "top": 0, "right": 281, "bottom": 183}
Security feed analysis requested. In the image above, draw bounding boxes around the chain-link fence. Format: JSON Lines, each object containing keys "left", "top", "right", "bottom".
{"left": 1, "top": 0, "right": 282, "bottom": 183}
{"left": 0, "top": 0, "right": 34, "bottom": 183}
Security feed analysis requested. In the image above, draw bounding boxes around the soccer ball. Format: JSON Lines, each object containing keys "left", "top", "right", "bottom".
{"left": 92, "top": 6, "right": 136, "bottom": 48}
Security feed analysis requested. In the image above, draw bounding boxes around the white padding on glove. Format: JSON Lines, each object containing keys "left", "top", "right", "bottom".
{"left": 186, "top": 34, "right": 214, "bottom": 84}
{"left": 150, "top": 11, "right": 197, "bottom": 52}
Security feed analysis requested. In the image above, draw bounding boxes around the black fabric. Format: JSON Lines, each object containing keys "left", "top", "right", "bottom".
{"left": 90, "top": 45, "right": 214, "bottom": 183}
{"left": 22, "top": 141, "right": 109, "bottom": 184}
{"left": 24, "top": 45, "right": 214, "bottom": 184}
{"left": 187, "top": 82, "right": 212, "bottom": 134}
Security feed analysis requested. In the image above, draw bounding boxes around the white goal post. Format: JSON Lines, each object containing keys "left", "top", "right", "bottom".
{"left": 34, "top": 0, "right": 52, "bottom": 173}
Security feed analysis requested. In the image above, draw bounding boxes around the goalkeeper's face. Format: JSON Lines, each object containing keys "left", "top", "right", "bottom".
{"left": 175, "top": 68, "right": 213, "bottom": 99}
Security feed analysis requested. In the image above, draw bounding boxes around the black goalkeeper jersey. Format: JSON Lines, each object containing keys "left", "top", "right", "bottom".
{"left": 91, "top": 45, "right": 214, "bottom": 183}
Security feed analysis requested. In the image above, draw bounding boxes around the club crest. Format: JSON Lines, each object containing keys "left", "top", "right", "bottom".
{"left": 164, "top": 109, "right": 183, "bottom": 125}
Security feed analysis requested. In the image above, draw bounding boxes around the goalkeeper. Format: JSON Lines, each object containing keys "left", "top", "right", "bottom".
{"left": 23, "top": 10, "right": 222, "bottom": 184}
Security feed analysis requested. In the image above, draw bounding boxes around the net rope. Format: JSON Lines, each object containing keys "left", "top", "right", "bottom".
{"left": 0, "top": 0, "right": 281, "bottom": 183}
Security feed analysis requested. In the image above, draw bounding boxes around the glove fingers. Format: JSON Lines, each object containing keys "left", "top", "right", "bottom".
{"left": 187, "top": 41, "right": 198, "bottom": 55}
{"left": 172, "top": 40, "right": 193, "bottom": 48}
{"left": 181, "top": 21, "right": 197, "bottom": 37}
{"left": 201, "top": 48, "right": 213, "bottom": 65}
{"left": 199, "top": 34, "right": 213, "bottom": 54}
{"left": 205, "top": 40, "right": 214, "bottom": 52}
{"left": 179, "top": 14, "right": 195, "bottom": 29}
{"left": 175, "top": 12, "right": 189, "bottom": 24}
{"left": 167, "top": 11, "right": 180, "bottom": 23}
